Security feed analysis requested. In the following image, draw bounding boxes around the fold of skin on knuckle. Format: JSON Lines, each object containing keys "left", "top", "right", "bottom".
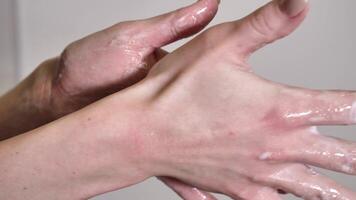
{"left": 259, "top": 87, "right": 300, "bottom": 129}
{"left": 246, "top": 8, "right": 276, "bottom": 42}
{"left": 242, "top": 2, "right": 287, "bottom": 49}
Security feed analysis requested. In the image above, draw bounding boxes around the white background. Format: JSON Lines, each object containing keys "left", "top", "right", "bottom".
{"left": 0, "top": 0, "right": 355, "bottom": 199}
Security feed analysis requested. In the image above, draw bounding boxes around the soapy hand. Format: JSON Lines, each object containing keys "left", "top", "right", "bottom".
{"left": 35, "top": 0, "right": 220, "bottom": 199}
{"left": 101, "top": 0, "right": 356, "bottom": 199}
{"left": 47, "top": 0, "right": 219, "bottom": 117}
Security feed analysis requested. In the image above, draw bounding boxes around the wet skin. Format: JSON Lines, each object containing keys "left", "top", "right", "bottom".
{"left": 50, "top": 1, "right": 222, "bottom": 199}
{"left": 0, "top": 0, "right": 219, "bottom": 198}
{"left": 0, "top": 0, "right": 355, "bottom": 199}
{"left": 92, "top": 0, "right": 356, "bottom": 199}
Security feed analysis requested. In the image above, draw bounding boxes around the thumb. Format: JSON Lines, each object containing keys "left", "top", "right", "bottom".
{"left": 237, "top": 0, "right": 309, "bottom": 57}
{"left": 204, "top": 0, "right": 308, "bottom": 59}
{"left": 139, "top": 0, "right": 220, "bottom": 48}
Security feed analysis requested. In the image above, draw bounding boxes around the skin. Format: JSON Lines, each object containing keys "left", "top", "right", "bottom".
{"left": 0, "top": 0, "right": 220, "bottom": 199}
{"left": 0, "top": 0, "right": 355, "bottom": 199}
{"left": 0, "top": 0, "right": 219, "bottom": 137}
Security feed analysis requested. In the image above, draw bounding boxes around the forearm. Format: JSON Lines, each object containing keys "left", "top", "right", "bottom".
{"left": 0, "top": 59, "right": 59, "bottom": 140}
{"left": 0, "top": 100, "right": 151, "bottom": 200}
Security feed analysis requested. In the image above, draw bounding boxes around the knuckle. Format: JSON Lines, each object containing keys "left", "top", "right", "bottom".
{"left": 247, "top": 13, "right": 275, "bottom": 43}
{"left": 168, "top": 19, "right": 180, "bottom": 39}
{"left": 198, "top": 23, "right": 235, "bottom": 49}
{"left": 340, "top": 152, "right": 356, "bottom": 174}
{"left": 228, "top": 188, "right": 247, "bottom": 200}
{"left": 60, "top": 42, "right": 78, "bottom": 68}
{"left": 310, "top": 188, "right": 342, "bottom": 200}
{"left": 111, "top": 21, "right": 133, "bottom": 32}
{"left": 59, "top": 46, "right": 70, "bottom": 66}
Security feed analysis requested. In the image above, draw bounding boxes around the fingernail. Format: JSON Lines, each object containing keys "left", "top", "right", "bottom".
{"left": 279, "top": 0, "right": 308, "bottom": 17}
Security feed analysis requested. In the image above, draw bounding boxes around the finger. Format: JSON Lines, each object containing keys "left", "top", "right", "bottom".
{"left": 264, "top": 128, "right": 356, "bottom": 175}
{"left": 257, "top": 163, "right": 356, "bottom": 200}
{"left": 278, "top": 87, "right": 356, "bottom": 126}
{"left": 223, "top": 178, "right": 281, "bottom": 200}
{"left": 239, "top": 185, "right": 282, "bottom": 200}
{"left": 198, "top": 0, "right": 309, "bottom": 60}
{"left": 236, "top": 0, "right": 309, "bottom": 58}
{"left": 158, "top": 177, "right": 218, "bottom": 200}
{"left": 138, "top": 0, "right": 219, "bottom": 48}
{"left": 249, "top": 187, "right": 282, "bottom": 200}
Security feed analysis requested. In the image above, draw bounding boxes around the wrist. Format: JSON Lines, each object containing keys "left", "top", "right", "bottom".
{"left": 65, "top": 97, "right": 159, "bottom": 194}
{"left": 0, "top": 58, "right": 60, "bottom": 139}
{"left": 30, "top": 60, "right": 162, "bottom": 191}
{"left": 30, "top": 57, "right": 80, "bottom": 119}
{"left": 0, "top": 101, "right": 157, "bottom": 199}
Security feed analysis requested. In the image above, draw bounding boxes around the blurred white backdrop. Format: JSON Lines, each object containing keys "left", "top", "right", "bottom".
{"left": 0, "top": 0, "right": 355, "bottom": 199}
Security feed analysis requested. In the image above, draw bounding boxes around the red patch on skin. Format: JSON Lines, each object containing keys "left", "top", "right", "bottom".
{"left": 126, "top": 126, "right": 146, "bottom": 155}
{"left": 228, "top": 131, "right": 236, "bottom": 137}
{"left": 261, "top": 107, "right": 290, "bottom": 131}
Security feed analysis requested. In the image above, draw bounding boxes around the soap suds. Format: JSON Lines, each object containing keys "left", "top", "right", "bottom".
{"left": 309, "top": 126, "right": 319, "bottom": 134}
{"left": 259, "top": 152, "right": 272, "bottom": 160}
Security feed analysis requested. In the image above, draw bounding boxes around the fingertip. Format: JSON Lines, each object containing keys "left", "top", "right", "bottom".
{"left": 278, "top": 0, "right": 309, "bottom": 18}
{"left": 143, "top": 0, "right": 219, "bottom": 48}
{"left": 174, "top": 0, "right": 220, "bottom": 38}
{"left": 217, "top": 0, "right": 310, "bottom": 59}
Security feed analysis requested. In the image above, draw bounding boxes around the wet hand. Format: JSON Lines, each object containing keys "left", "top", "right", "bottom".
{"left": 33, "top": 1, "right": 220, "bottom": 199}
{"left": 111, "top": 0, "right": 356, "bottom": 199}
{"left": 47, "top": 0, "right": 219, "bottom": 117}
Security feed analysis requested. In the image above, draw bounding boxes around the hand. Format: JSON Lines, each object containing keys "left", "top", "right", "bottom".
{"left": 43, "top": 0, "right": 219, "bottom": 117}
{"left": 95, "top": 0, "right": 356, "bottom": 199}
{"left": 33, "top": 0, "right": 220, "bottom": 199}
{"left": 0, "top": 0, "right": 220, "bottom": 198}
